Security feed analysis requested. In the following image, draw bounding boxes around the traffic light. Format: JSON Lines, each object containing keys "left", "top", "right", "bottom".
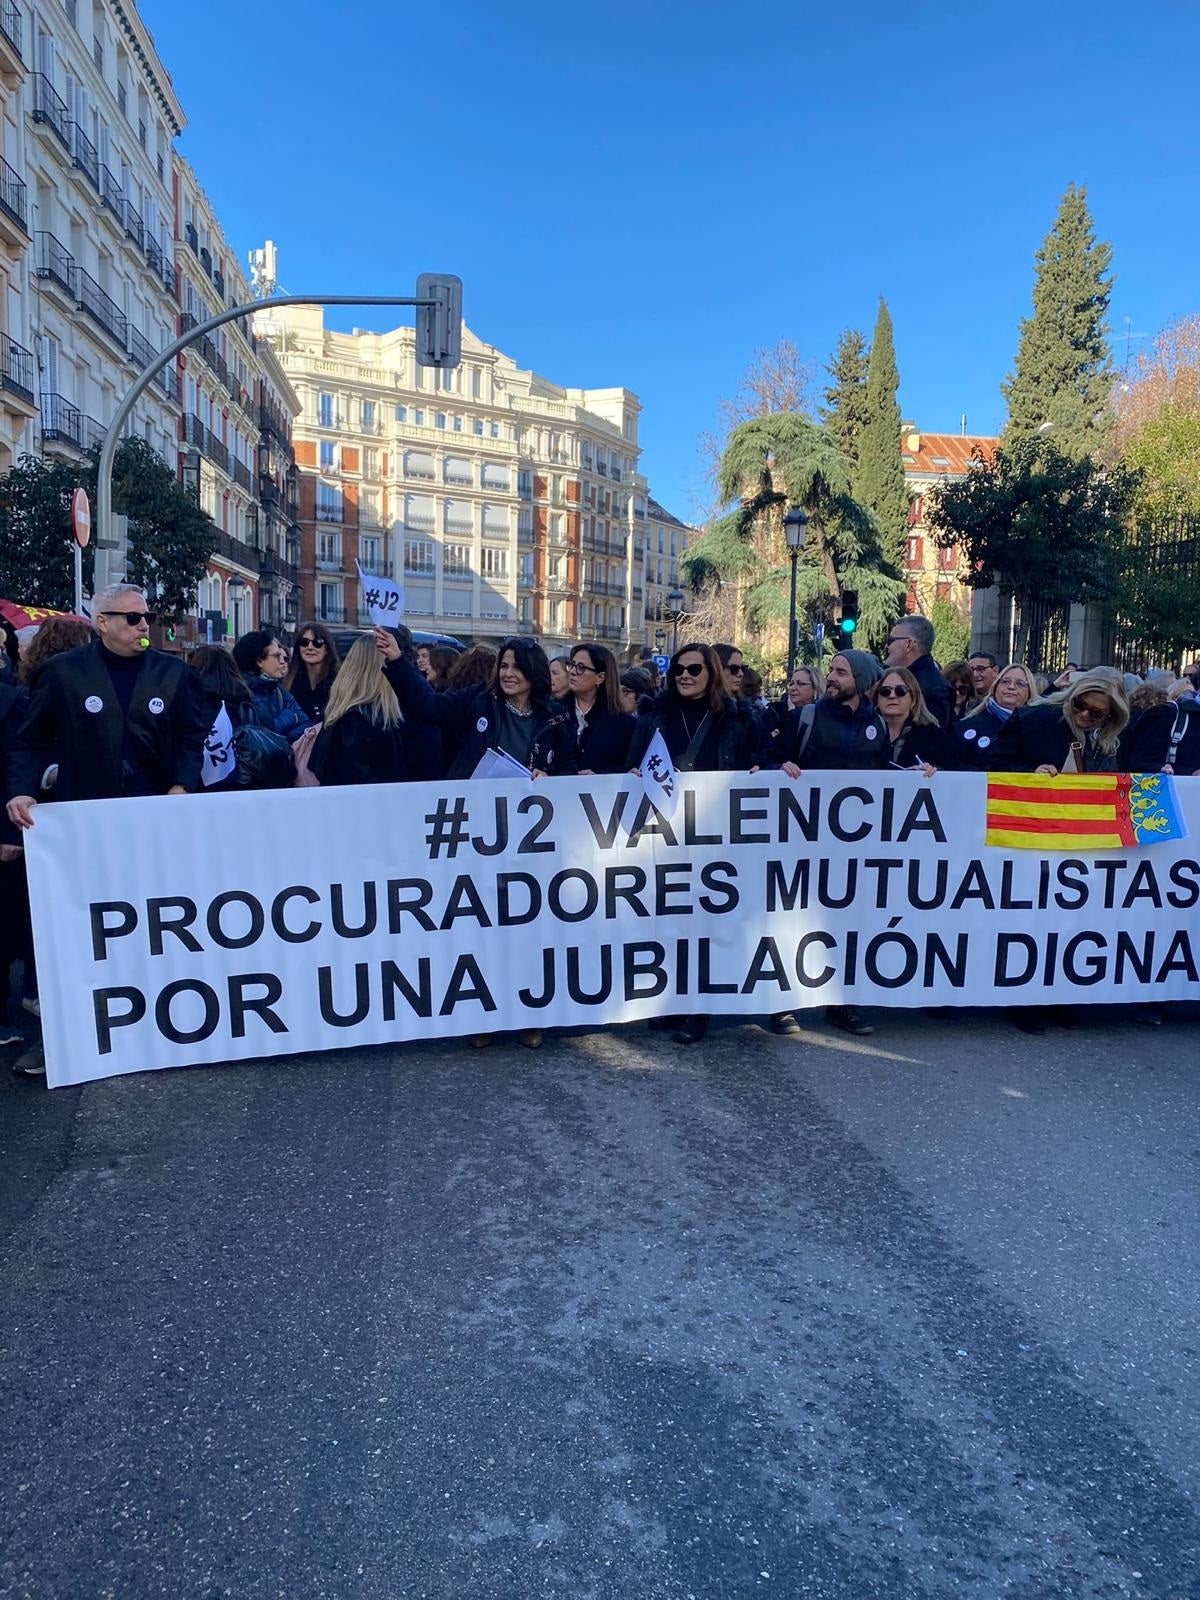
{"left": 415, "top": 274, "right": 463, "bottom": 369}
{"left": 839, "top": 590, "right": 859, "bottom": 636}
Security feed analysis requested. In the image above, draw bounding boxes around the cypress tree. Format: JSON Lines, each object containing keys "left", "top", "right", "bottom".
{"left": 821, "top": 329, "right": 871, "bottom": 467}
{"left": 1002, "top": 184, "right": 1114, "bottom": 459}
{"left": 854, "top": 298, "right": 907, "bottom": 574}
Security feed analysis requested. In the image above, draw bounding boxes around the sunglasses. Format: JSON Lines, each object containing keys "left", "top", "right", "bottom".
{"left": 726, "top": 663, "right": 745, "bottom": 675}
{"left": 884, "top": 635, "right": 912, "bottom": 649}
{"left": 298, "top": 638, "right": 326, "bottom": 648}
{"left": 101, "top": 610, "right": 155, "bottom": 626}
{"left": 673, "top": 662, "right": 706, "bottom": 678}
{"left": 877, "top": 684, "right": 910, "bottom": 698}
{"left": 1071, "top": 700, "right": 1106, "bottom": 716}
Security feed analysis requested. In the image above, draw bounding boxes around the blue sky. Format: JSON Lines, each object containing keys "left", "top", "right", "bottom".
{"left": 141, "top": 0, "right": 1200, "bottom": 523}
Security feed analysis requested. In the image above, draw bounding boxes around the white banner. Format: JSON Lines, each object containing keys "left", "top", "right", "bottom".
{"left": 24, "top": 772, "right": 1200, "bottom": 1088}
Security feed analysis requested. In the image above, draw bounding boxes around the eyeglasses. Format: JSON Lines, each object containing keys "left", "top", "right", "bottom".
{"left": 673, "top": 662, "right": 706, "bottom": 678}
{"left": 101, "top": 610, "right": 155, "bottom": 626}
{"left": 567, "top": 661, "right": 597, "bottom": 675}
{"left": 877, "top": 684, "right": 910, "bottom": 698}
{"left": 298, "top": 637, "right": 325, "bottom": 649}
{"left": 726, "top": 663, "right": 745, "bottom": 675}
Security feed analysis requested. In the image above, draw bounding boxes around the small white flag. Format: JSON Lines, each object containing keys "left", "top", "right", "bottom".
{"left": 201, "top": 701, "right": 235, "bottom": 788}
{"left": 356, "top": 560, "right": 406, "bottom": 628}
{"left": 471, "top": 747, "right": 533, "bottom": 782}
{"left": 641, "top": 728, "right": 679, "bottom": 819}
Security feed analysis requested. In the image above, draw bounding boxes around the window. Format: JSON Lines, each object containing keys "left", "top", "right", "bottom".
{"left": 482, "top": 464, "right": 510, "bottom": 492}
{"left": 316, "top": 484, "right": 343, "bottom": 523}
{"left": 489, "top": 421, "right": 500, "bottom": 439}
{"left": 364, "top": 447, "right": 379, "bottom": 480}
{"left": 395, "top": 405, "right": 407, "bottom": 423}
{"left": 440, "top": 368, "right": 454, "bottom": 392}
{"left": 453, "top": 415, "right": 463, "bottom": 433}
{"left": 405, "top": 450, "right": 434, "bottom": 480}
{"left": 405, "top": 494, "right": 435, "bottom": 531}
{"left": 518, "top": 508, "right": 532, "bottom": 539}
{"left": 444, "top": 456, "right": 472, "bottom": 487}
{"left": 549, "top": 512, "right": 564, "bottom": 542}
{"left": 518, "top": 553, "right": 534, "bottom": 587}
{"left": 473, "top": 419, "right": 484, "bottom": 436}
{"left": 319, "top": 440, "right": 335, "bottom": 470}
{"left": 443, "top": 543, "right": 472, "bottom": 578}
{"left": 908, "top": 495, "right": 924, "bottom": 527}
{"left": 317, "top": 531, "right": 342, "bottom": 566}
{"left": 444, "top": 499, "right": 473, "bottom": 535}
{"left": 93, "top": 33, "right": 103, "bottom": 71}
{"left": 360, "top": 487, "right": 381, "bottom": 525}
{"left": 318, "top": 392, "right": 333, "bottom": 427}
{"left": 363, "top": 400, "right": 377, "bottom": 431}
{"left": 405, "top": 539, "right": 434, "bottom": 575}
{"left": 317, "top": 583, "right": 342, "bottom": 622}
{"left": 480, "top": 547, "right": 509, "bottom": 581}
{"left": 435, "top": 412, "right": 446, "bottom": 430}
{"left": 905, "top": 535, "right": 923, "bottom": 567}
{"left": 518, "top": 469, "right": 532, "bottom": 498}
{"left": 360, "top": 535, "right": 381, "bottom": 572}
{"left": 413, "top": 408, "right": 424, "bottom": 426}
{"left": 482, "top": 504, "right": 508, "bottom": 538}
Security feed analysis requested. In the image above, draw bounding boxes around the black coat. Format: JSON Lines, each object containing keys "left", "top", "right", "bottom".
{"left": 310, "top": 708, "right": 409, "bottom": 786}
{"left": 626, "top": 693, "right": 764, "bottom": 773}
{"left": 1125, "top": 701, "right": 1200, "bottom": 775}
{"left": 384, "top": 656, "right": 577, "bottom": 778}
{"left": 8, "top": 641, "right": 207, "bottom": 802}
{"left": 985, "top": 703, "right": 1127, "bottom": 773}
{"left": 573, "top": 700, "right": 636, "bottom": 775}
{"left": 0, "top": 679, "right": 29, "bottom": 845}
{"left": 778, "top": 698, "right": 889, "bottom": 770}
{"left": 288, "top": 669, "right": 335, "bottom": 724}
{"left": 952, "top": 702, "right": 1009, "bottom": 769}
{"left": 909, "top": 652, "right": 953, "bottom": 730}
{"left": 885, "top": 719, "right": 962, "bottom": 770}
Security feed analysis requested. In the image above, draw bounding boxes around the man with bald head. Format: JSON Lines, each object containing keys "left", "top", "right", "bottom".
{"left": 6, "top": 583, "right": 206, "bottom": 829}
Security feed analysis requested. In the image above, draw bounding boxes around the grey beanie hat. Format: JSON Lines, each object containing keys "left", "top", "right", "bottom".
{"left": 834, "top": 648, "right": 884, "bottom": 696}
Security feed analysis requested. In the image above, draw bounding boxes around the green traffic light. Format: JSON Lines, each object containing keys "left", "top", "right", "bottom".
{"left": 840, "top": 618, "right": 857, "bottom": 634}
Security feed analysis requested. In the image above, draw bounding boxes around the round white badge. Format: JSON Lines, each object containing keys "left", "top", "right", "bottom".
{"left": 978, "top": 735, "right": 991, "bottom": 749}
{"left": 476, "top": 716, "right": 488, "bottom": 733}
{"left": 148, "top": 697, "right": 165, "bottom": 715}
{"left": 84, "top": 695, "right": 103, "bottom": 713}
{"left": 865, "top": 724, "right": 877, "bottom": 740}
{"left": 963, "top": 727, "right": 978, "bottom": 741}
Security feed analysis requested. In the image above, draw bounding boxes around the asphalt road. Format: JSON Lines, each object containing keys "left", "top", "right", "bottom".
{"left": 3, "top": 1005, "right": 1200, "bottom": 1600}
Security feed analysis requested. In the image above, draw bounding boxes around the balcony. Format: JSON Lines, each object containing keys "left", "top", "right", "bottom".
{"left": 259, "top": 401, "right": 291, "bottom": 446}
{"left": 31, "top": 74, "right": 70, "bottom": 151}
{"left": 128, "top": 326, "right": 178, "bottom": 403}
{"left": 315, "top": 605, "right": 346, "bottom": 624}
{"left": 75, "top": 266, "right": 128, "bottom": 349}
{"left": 183, "top": 412, "right": 230, "bottom": 475}
{"left": 69, "top": 122, "right": 100, "bottom": 192}
{"left": 144, "top": 230, "right": 173, "bottom": 293}
{"left": 232, "top": 459, "right": 254, "bottom": 495}
{"left": 98, "top": 164, "right": 123, "bottom": 221}
{"left": 211, "top": 528, "right": 261, "bottom": 575}
{"left": 40, "top": 392, "right": 83, "bottom": 451}
{"left": 184, "top": 221, "right": 198, "bottom": 255}
{"left": 0, "top": 154, "right": 27, "bottom": 246}
{"left": 0, "top": 4, "right": 22, "bottom": 84}
{"left": 260, "top": 549, "right": 299, "bottom": 587}
{"left": 34, "top": 230, "right": 74, "bottom": 297}
{"left": 0, "top": 331, "right": 35, "bottom": 414}
{"left": 315, "top": 504, "right": 344, "bottom": 525}
{"left": 315, "top": 554, "right": 344, "bottom": 572}
{"left": 121, "top": 197, "right": 143, "bottom": 250}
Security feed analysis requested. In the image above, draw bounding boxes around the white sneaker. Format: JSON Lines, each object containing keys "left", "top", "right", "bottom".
{"left": 0, "top": 1028, "right": 22, "bottom": 1046}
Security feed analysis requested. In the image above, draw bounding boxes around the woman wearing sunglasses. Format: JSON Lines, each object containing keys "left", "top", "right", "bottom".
{"left": 986, "top": 670, "right": 1131, "bottom": 773}
{"left": 565, "top": 642, "right": 634, "bottom": 774}
{"left": 626, "top": 641, "right": 764, "bottom": 1045}
{"left": 284, "top": 622, "right": 341, "bottom": 723}
{"left": 871, "top": 668, "right": 959, "bottom": 775}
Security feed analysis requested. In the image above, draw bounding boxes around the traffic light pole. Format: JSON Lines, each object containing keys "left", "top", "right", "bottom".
{"left": 95, "top": 281, "right": 462, "bottom": 577}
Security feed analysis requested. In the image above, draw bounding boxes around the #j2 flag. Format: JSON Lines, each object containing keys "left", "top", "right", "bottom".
{"left": 985, "top": 772, "right": 1188, "bottom": 851}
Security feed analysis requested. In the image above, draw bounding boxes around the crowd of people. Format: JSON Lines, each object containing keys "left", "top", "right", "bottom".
{"left": 2, "top": 586, "right": 1197, "bottom": 1074}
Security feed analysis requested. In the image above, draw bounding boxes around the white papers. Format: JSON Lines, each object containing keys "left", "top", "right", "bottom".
{"left": 201, "top": 702, "right": 235, "bottom": 788}
{"left": 471, "top": 746, "right": 532, "bottom": 781}
{"left": 641, "top": 728, "right": 679, "bottom": 818}
{"left": 356, "top": 560, "right": 406, "bottom": 628}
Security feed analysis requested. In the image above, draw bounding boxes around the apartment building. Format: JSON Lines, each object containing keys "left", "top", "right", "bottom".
{"left": 260, "top": 296, "right": 647, "bottom": 652}
{"left": 20, "top": 0, "right": 181, "bottom": 483}
{"left": 0, "top": 5, "right": 36, "bottom": 471}
{"left": 639, "top": 496, "right": 695, "bottom": 649}
{"left": 901, "top": 426, "right": 995, "bottom": 618}
{"left": 175, "top": 159, "right": 300, "bottom": 642}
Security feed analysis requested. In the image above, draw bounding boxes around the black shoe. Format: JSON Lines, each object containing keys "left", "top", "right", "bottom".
{"left": 11, "top": 1043, "right": 45, "bottom": 1077}
{"left": 648, "top": 1015, "right": 682, "bottom": 1032}
{"left": 827, "top": 1005, "right": 874, "bottom": 1037}
{"left": 770, "top": 1012, "right": 802, "bottom": 1037}
{"left": 673, "top": 1015, "right": 708, "bottom": 1046}
{"left": 1013, "top": 1008, "right": 1048, "bottom": 1035}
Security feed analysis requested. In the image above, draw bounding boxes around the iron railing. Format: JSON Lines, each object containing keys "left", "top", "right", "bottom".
{"left": 40, "top": 392, "right": 83, "bottom": 449}
{"left": 34, "top": 230, "right": 74, "bottom": 295}
{"left": 0, "top": 154, "right": 27, "bottom": 232}
{"left": 75, "top": 266, "right": 128, "bottom": 347}
{"left": 32, "top": 75, "right": 70, "bottom": 149}
{"left": 0, "top": 2, "right": 22, "bottom": 58}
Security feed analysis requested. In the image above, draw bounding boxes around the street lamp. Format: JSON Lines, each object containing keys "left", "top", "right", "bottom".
{"left": 783, "top": 507, "right": 809, "bottom": 680}
{"left": 227, "top": 572, "right": 246, "bottom": 641}
{"left": 667, "top": 587, "right": 684, "bottom": 654}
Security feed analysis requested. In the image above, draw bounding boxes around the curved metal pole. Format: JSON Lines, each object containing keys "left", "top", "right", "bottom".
{"left": 96, "top": 291, "right": 440, "bottom": 565}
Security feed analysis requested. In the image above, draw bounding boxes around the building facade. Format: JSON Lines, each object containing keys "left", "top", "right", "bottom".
{"left": 901, "top": 426, "right": 996, "bottom": 617}
{"left": 259, "top": 295, "right": 648, "bottom": 652}
{"left": 174, "top": 159, "right": 300, "bottom": 644}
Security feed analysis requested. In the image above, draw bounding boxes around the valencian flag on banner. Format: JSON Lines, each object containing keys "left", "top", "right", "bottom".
{"left": 985, "top": 772, "right": 1189, "bottom": 851}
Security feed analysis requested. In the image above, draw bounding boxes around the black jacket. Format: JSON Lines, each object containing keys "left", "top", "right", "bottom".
{"left": 986, "top": 703, "right": 1126, "bottom": 773}
{"left": 886, "top": 719, "right": 962, "bottom": 770}
{"left": 909, "top": 652, "right": 953, "bottom": 730}
{"left": 1125, "top": 700, "right": 1200, "bottom": 775}
{"left": 626, "top": 693, "right": 764, "bottom": 773}
{"left": 384, "top": 655, "right": 577, "bottom": 778}
{"left": 573, "top": 700, "right": 636, "bottom": 775}
{"left": 288, "top": 670, "right": 334, "bottom": 724}
{"left": 779, "top": 697, "right": 889, "bottom": 770}
{"left": 310, "top": 708, "right": 408, "bottom": 786}
{"left": 0, "top": 679, "right": 29, "bottom": 844}
{"left": 9, "top": 641, "right": 207, "bottom": 802}
{"left": 952, "top": 702, "right": 1009, "bottom": 769}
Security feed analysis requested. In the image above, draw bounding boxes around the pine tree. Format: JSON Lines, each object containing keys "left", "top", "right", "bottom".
{"left": 1002, "top": 184, "right": 1114, "bottom": 459}
{"left": 853, "top": 298, "right": 907, "bottom": 575}
{"left": 820, "top": 329, "right": 871, "bottom": 467}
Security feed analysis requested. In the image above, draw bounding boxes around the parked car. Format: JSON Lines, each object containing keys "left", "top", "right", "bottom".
{"left": 329, "top": 627, "right": 465, "bottom": 658}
